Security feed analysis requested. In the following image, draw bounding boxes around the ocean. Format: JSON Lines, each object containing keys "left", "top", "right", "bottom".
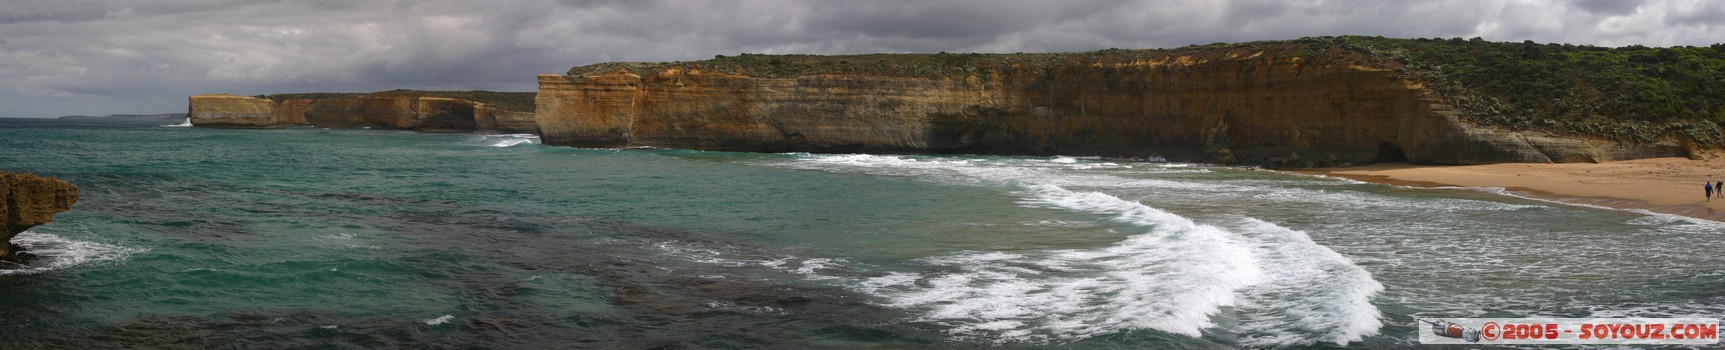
{"left": 2, "top": 118, "right": 1721, "bottom": 348}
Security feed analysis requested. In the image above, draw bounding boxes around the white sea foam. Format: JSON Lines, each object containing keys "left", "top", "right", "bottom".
{"left": 750, "top": 154, "right": 1387, "bottom": 344}
{"left": 0, "top": 231, "right": 143, "bottom": 276}
{"left": 422, "top": 315, "right": 455, "bottom": 325}
{"left": 1625, "top": 214, "right": 1725, "bottom": 232}
{"left": 1230, "top": 218, "right": 1384, "bottom": 347}
{"left": 1019, "top": 219, "right": 1100, "bottom": 228}
{"left": 705, "top": 300, "right": 789, "bottom": 315}
{"left": 1309, "top": 174, "right": 1370, "bottom": 185}
{"left": 781, "top": 153, "right": 1153, "bottom": 189}
{"left": 797, "top": 153, "right": 976, "bottom": 170}
{"left": 851, "top": 185, "right": 1383, "bottom": 344}
{"left": 1256, "top": 187, "right": 1547, "bottom": 212}
{"left": 790, "top": 258, "right": 844, "bottom": 280}
{"left": 161, "top": 118, "right": 192, "bottom": 127}
{"left": 655, "top": 241, "right": 856, "bottom": 281}
{"left": 1437, "top": 186, "right": 1725, "bottom": 227}
{"left": 1124, "top": 167, "right": 1211, "bottom": 174}
{"left": 655, "top": 241, "right": 754, "bottom": 267}
{"left": 808, "top": 155, "right": 1202, "bottom": 188}
{"left": 482, "top": 133, "right": 540, "bottom": 147}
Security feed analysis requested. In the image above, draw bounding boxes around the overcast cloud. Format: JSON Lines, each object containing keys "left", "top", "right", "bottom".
{"left": 2, "top": 0, "right": 1721, "bottom": 118}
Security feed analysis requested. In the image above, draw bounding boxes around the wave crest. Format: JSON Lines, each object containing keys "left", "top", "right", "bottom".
{"left": 1, "top": 231, "right": 143, "bottom": 276}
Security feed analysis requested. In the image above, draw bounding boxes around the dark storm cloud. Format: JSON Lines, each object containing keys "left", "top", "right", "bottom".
{"left": 1, "top": 0, "right": 1721, "bottom": 118}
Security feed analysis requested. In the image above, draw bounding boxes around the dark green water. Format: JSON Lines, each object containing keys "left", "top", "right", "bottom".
{"left": 2, "top": 118, "right": 1721, "bottom": 348}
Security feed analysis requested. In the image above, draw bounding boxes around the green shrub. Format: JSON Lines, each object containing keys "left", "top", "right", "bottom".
{"left": 1340, "top": 36, "right": 1725, "bottom": 144}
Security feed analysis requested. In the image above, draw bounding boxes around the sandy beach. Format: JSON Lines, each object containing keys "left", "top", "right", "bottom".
{"left": 1300, "top": 157, "right": 1725, "bottom": 222}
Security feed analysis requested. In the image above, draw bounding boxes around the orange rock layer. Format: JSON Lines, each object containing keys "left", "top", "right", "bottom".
{"left": 1, "top": 172, "right": 79, "bottom": 259}
{"left": 188, "top": 94, "right": 537, "bottom": 134}
{"left": 535, "top": 47, "right": 1688, "bottom": 166}
{"left": 188, "top": 46, "right": 1696, "bottom": 166}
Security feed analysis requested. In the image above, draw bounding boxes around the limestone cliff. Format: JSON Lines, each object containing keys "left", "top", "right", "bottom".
{"left": 187, "top": 94, "right": 280, "bottom": 129}
{"left": 1, "top": 172, "right": 79, "bottom": 260}
{"left": 188, "top": 91, "right": 538, "bottom": 134}
{"left": 536, "top": 45, "right": 1704, "bottom": 166}
{"left": 475, "top": 106, "right": 537, "bottom": 135}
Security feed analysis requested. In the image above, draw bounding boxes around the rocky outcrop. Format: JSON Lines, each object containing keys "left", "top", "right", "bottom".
{"left": 187, "top": 94, "right": 280, "bottom": 129}
{"left": 274, "top": 99, "right": 311, "bottom": 125}
{"left": 1, "top": 172, "right": 79, "bottom": 260}
{"left": 188, "top": 92, "right": 538, "bottom": 134}
{"left": 298, "top": 96, "right": 416, "bottom": 130}
{"left": 536, "top": 47, "right": 1693, "bottom": 166}
{"left": 475, "top": 106, "right": 538, "bottom": 135}
{"left": 416, "top": 97, "right": 479, "bottom": 132}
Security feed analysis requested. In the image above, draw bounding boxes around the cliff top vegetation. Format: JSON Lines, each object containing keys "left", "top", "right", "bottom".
{"left": 1339, "top": 36, "right": 1725, "bottom": 146}
{"left": 567, "top": 36, "right": 1725, "bottom": 146}
{"left": 263, "top": 90, "right": 536, "bottom": 113}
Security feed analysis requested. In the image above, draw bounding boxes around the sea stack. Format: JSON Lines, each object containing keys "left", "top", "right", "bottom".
{"left": 187, "top": 94, "right": 282, "bottom": 129}
{"left": 1, "top": 171, "right": 80, "bottom": 260}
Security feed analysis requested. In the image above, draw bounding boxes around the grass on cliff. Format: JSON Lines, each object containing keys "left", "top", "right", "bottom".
{"left": 568, "top": 36, "right": 1725, "bottom": 146}
{"left": 1334, "top": 36, "right": 1725, "bottom": 145}
{"left": 263, "top": 90, "right": 536, "bottom": 113}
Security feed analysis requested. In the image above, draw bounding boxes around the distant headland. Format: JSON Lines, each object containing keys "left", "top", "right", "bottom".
{"left": 58, "top": 113, "right": 187, "bottom": 122}
{"left": 188, "top": 90, "right": 536, "bottom": 134}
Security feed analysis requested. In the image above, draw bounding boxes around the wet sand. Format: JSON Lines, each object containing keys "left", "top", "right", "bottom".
{"left": 1297, "top": 157, "right": 1725, "bottom": 223}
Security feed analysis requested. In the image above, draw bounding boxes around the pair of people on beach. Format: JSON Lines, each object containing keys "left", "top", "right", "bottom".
{"left": 1710, "top": 181, "right": 1724, "bottom": 201}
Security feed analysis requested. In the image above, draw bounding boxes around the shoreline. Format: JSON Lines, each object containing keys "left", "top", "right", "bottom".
{"left": 1293, "top": 158, "right": 1725, "bottom": 223}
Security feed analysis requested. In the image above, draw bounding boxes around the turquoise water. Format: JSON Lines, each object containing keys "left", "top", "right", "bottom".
{"left": 2, "top": 118, "right": 1722, "bottom": 348}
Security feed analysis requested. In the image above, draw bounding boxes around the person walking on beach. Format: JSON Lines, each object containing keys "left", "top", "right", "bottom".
{"left": 1717, "top": 181, "right": 1723, "bottom": 198}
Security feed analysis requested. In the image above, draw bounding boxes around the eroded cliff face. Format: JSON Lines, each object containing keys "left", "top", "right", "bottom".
{"left": 299, "top": 96, "right": 417, "bottom": 130}
{"left": 475, "top": 106, "right": 537, "bottom": 135}
{"left": 1, "top": 172, "right": 79, "bottom": 260}
{"left": 188, "top": 94, "right": 280, "bottom": 129}
{"left": 537, "top": 47, "right": 1687, "bottom": 165}
{"left": 189, "top": 93, "right": 539, "bottom": 134}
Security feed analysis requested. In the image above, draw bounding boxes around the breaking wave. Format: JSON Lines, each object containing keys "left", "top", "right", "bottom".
{"left": 481, "top": 134, "right": 540, "bottom": 148}
{"left": 421, "top": 315, "right": 455, "bottom": 326}
{"left": 0, "top": 231, "right": 143, "bottom": 276}
{"left": 736, "top": 154, "right": 1386, "bottom": 345}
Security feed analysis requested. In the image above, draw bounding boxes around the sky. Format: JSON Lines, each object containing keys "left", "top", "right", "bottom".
{"left": 2, "top": 0, "right": 1722, "bottom": 118}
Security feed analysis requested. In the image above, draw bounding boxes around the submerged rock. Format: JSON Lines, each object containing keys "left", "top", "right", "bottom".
{"left": 1, "top": 171, "right": 79, "bottom": 260}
